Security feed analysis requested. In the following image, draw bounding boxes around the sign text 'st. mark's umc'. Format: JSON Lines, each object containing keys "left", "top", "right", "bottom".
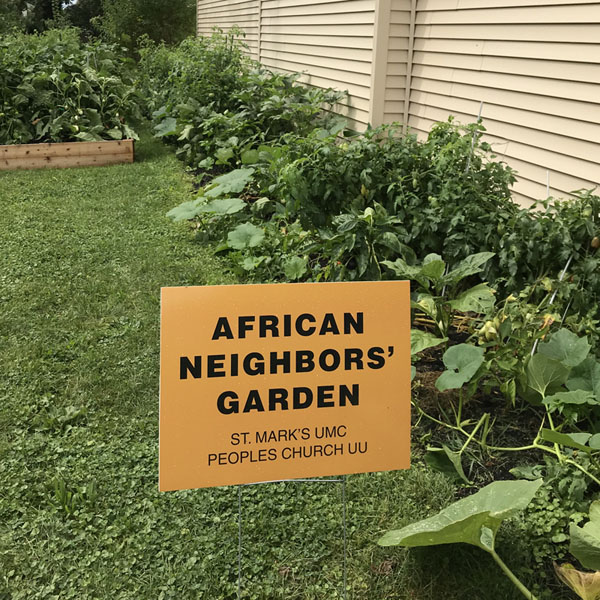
{"left": 159, "top": 281, "right": 410, "bottom": 491}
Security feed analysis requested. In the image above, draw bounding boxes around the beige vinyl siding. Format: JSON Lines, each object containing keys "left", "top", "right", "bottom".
{"left": 197, "top": 0, "right": 260, "bottom": 58}
{"left": 381, "top": 1, "right": 411, "bottom": 126}
{"left": 259, "top": 0, "right": 377, "bottom": 130}
{"left": 195, "top": 0, "right": 600, "bottom": 205}
{"left": 404, "top": 1, "right": 600, "bottom": 206}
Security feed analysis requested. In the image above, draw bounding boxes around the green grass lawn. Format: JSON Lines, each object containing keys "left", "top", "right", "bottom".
{"left": 0, "top": 133, "right": 546, "bottom": 599}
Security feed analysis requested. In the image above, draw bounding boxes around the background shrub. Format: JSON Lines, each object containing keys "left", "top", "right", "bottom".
{"left": 99, "top": 0, "right": 196, "bottom": 50}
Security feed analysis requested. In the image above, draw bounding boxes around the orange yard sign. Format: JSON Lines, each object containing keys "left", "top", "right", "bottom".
{"left": 159, "top": 281, "right": 411, "bottom": 491}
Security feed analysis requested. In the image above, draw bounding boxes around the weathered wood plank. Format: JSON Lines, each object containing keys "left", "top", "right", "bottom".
{"left": 0, "top": 139, "right": 134, "bottom": 170}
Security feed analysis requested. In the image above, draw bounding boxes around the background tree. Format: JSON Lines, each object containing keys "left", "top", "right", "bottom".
{"left": 64, "top": 0, "right": 103, "bottom": 38}
{"left": 0, "top": 0, "right": 65, "bottom": 34}
{"left": 99, "top": 0, "right": 196, "bottom": 49}
{"left": 21, "top": 0, "right": 54, "bottom": 33}
{"left": 0, "top": 0, "right": 194, "bottom": 46}
{"left": 0, "top": 0, "right": 24, "bottom": 34}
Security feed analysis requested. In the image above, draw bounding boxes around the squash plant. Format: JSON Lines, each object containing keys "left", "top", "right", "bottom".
{"left": 554, "top": 501, "right": 600, "bottom": 599}
{"left": 379, "top": 479, "right": 543, "bottom": 599}
{"left": 555, "top": 564, "right": 600, "bottom": 600}
{"left": 417, "top": 326, "right": 600, "bottom": 487}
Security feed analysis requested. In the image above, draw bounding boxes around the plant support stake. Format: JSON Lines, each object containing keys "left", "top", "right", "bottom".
{"left": 465, "top": 101, "right": 484, "bottom": 173}
{"left": 531, "top": 254, "right": 573, "bottom": 356}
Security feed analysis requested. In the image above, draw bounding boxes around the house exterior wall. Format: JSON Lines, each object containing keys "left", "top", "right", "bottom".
{"left": 197, "top": 0, "right": 600, "bottom": 205}
{"left": 197, "top": 0, "right": 260, "bottom": 57}
{"left": 381, "top": 0, "right": 411, "bottom": 126}
{"left": 260, "top": 0, "right": 377, "bottom": 129}
{"left": 197, "top": 0, "right": 378, "bottom": 129}
{"left": 399, "top": 0, "right": 600, "bottom": 205}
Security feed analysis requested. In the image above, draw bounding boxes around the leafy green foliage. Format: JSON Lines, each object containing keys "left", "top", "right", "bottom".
{"left": 99, "top": 0, "right": 196, "bottom": 49}
{"left": 138, "top": 30, "right": 345, "bottom": 169}
{"left": 411, "top": 330, "right": 448, "bottom": 356}
{"left": 523, "top": 328, "right": 600, "bottom": 429}
{"left": 205, "top": 168, "right": 255, "bottom": 198}
{"left": 513, "top": 459, "right": 590, "bottom": 568}
{"left": 0, "top": 28, "right": 139, "bottom": 144}
{"left": 0, "top": 0, "right": 54, "bottom": 34}
{"left": 309, "top": 203, "right": 407, "bottom": 281}
{"left": 165, "top": 198, "right": 205, "bottom": 222}
{"left": 262, "top": 119, "right": 515, "bottom": 238}
{"left": 0, "top": 0, "right": 25, "bottom": 33}
{"left": 379, "top": 479, "right": 542, "bottom": 550}
{"left": 539, "top": 328, "right": 592, "bottom": 369}
{"left": 424, "top": 445, "right": 471, "bottom": 484}
{"left": 436, "top": 344, "right": 485, "bottom": 392}
{"left": 379, "top": 480, "right": 543, "bottom": 599}
{"left": 568, "top": 358, "right": 600, "bottom": 398}
{"left": 227, "top": 223, "right": 265, "bottom": 250}
{"left": 164, "top": 104, "right": 600, "bottom": 329}
{"left": 540, "top": 429, "right": 598, "bottom": 453}
{"left": 384, "top": 251, "right": 495, "bottom": 337}
{"left": 527, "top": 354, "right": 570, "bottom": 400}
{"left": 571, "top": 501, "right": 600, "bottom": 571}
{"left": 474, "top": 282, "right": 568, "bottom": 405}
{"left": 542, "top": 392, "right": 598, "bottom": 424}
{"left": 46, "top": 476, "right": 98, "bottom": 517}
{"left": 283, "top": 256, "right": 308, "bottom": 281}
{"left": 64, "top": 0, "right": 103, "bottom": 38}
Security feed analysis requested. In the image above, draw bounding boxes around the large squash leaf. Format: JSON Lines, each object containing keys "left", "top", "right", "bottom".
{"left": 449, "top": 283, "right": 496, "bottom": 315}
{"left": 197, "top": 198, "right": 247, "bottom": 215}
{"left": 435, "top": 344, "right": 484, "bottom": 392}
{"left": 540, "top": 429, "right": 593, "bottom": 454}
{"left": 526, "top": 354, "right": 569, "bottom": 399}
{"left": 568, "top": 358, "right": 600, "bottom": 399}
{"left": 166, "top": 199, "right": 203, "bottom": 222}
{"left": 205, "top": 168, "right": 255, "bottom": 198}
{"left": 538, "top": 329, "right": 590, "bottom": 369}
{"left": 382, "top": 258, "right": 429, "bottom": 289}
{"left": 411, "top": 330, "right": 447, "bottom": 356}
{"left": 424, "top": 445, "right": 470, "bottom": 484}
{"left": 543, "top": 390, "right": 597, "bottom": 415}
{"left": 227, "top": 223, "right": 265, "bottom": 250}
{"left": 154, "top": 117, "right": 178, "bottom": 137}
{"left": 283, "top": 256, "right": 308, "bottom": 281}
{"left": 571, "top": 501, "right": 600, "bottom": 571}
{"left": 443, "top": 252, "right": 495, "bottom": 285}
{"left": 420, "top": 254, "right": 445, "bottom": 282}
{"left": 379, "top": 479, "right": 542, "bottom": 550}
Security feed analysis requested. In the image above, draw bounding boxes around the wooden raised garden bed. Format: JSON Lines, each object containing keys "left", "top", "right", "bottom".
{"left": 0, "top": 139, "right": 135, "bottom": 171}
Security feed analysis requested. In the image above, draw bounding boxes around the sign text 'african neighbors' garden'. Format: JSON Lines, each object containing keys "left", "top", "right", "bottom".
{"left": 159, "top": 281, "right": 410, "bottom": 491}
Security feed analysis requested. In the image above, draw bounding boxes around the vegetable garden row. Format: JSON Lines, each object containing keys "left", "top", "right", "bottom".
{"left": 4, "top": 27, "right": 600, "bottom": 599}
